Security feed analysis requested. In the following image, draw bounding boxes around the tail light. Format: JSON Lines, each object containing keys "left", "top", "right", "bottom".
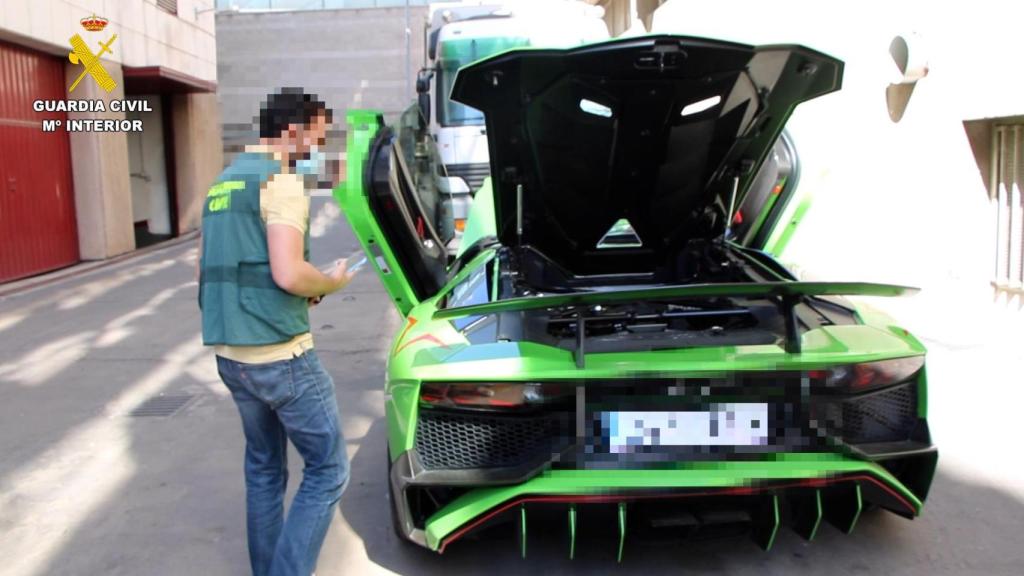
{"left": 819, "top": 356, "right": 924, "bottom": 392}
{"left": 420, "top": 382, "right": 574, "bottom": 410}
{"left": 454, "top": 218, "right": 467, "bottom": 232}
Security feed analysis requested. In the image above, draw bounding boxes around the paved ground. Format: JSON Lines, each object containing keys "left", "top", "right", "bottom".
{"left": 1, "top": 196, "right": 1022, "bottom": 575}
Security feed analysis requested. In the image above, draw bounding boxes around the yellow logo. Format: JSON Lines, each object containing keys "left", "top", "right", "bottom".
{"left": 68, "top": 33, "right": 118, "bottom": 93}
{"left": 207, "top": 181, "right": 246, "bottom": 212}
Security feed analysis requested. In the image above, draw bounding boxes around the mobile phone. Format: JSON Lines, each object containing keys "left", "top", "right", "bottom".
{"left": 346, "top": 254, "right": 368, "bottom": 273}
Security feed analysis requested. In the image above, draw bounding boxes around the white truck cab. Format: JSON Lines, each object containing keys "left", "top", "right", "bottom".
{"left": 418, "top": 2, "right": 609, "bottom": 252}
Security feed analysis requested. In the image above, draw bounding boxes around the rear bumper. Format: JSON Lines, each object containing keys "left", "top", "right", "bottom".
{"left": 390, "top": 448, "right": 938, "bottom": 553}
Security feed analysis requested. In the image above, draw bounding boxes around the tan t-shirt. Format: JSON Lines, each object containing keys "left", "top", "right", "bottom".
{"left": 214, "top": 145, "right": 314, "bottom": 364}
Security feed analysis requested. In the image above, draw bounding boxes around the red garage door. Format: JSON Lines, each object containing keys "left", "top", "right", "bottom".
{"left": 0, "top": 40, "right": 78, "bottom": 283}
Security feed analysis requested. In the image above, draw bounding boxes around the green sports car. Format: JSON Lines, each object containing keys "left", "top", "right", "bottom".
{"left": 334, "top": 35, "right": 937, "bottom": 558}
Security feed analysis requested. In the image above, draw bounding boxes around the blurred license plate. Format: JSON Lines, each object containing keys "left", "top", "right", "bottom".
{"left": 604, "top": 404, "right": 769, "bottom": 453}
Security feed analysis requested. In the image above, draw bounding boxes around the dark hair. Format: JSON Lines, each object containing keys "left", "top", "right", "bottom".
{"left": 258, "top": 87, "right": 331, "bottom": 139}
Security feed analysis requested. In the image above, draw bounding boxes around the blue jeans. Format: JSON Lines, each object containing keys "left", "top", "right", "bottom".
{"left": 217, "top": 349, "right": 349, "bottom": 576}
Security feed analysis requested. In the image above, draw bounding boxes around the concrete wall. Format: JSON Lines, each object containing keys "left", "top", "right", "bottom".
{"left": 645, "top": 0, "right": 1024, "bottom": 309}
{"left": 173, "top": 93, "right": 224, "bottom": 233}
{"left": 216, "top": 6, "right": 427, "bottom": 160}
{"left": 0, "top": 0, "right": 216, "bottom": 83}
{"left": 0, "top": 0, "right": 222, "bottom": 260}
{"left": 64, "top": 60, "right": 135, "bottom": 260}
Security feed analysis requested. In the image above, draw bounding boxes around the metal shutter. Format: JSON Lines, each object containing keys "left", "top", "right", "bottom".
{"left": 0, "top": 41, "right": 79, "bottom": 282}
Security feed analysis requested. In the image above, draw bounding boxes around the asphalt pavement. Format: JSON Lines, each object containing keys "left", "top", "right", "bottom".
{"left": 0, "top": 196, "right": 1021, "bottom": 575}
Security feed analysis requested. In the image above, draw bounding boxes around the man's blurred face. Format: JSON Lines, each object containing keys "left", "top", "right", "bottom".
{"left": 286, "top": 111, "right": 329, "bottom": 160}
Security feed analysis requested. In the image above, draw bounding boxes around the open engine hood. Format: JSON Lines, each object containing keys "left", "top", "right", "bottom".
{"left": 450, "top": 35, "right": 843, "bottom": 276}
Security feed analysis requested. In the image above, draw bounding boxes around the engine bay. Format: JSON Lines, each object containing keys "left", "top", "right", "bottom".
{"left": 455, "top": 239, "right": 859, "bottom": 355}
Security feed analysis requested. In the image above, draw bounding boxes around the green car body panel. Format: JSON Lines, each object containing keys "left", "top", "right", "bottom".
{"left": 334, "top": 35, "right": 937, "bottom": 554}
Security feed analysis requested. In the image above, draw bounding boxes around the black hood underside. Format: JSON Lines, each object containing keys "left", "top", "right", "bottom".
{"left": 451, "top": 35, "right": 843, "bottom": 276}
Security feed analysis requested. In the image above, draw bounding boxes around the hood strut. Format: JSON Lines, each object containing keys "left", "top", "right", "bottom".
{"left": 516, "top": 183, "right": 524, "bottom": 245}
{"left": 724, "top": 175, "right": 740, "bottom": 240}
{"left": 574, "top": 309, "right": 586, "bottom": 368}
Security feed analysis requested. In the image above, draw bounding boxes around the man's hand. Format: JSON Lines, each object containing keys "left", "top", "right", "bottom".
{"left": 307, "top": 260, "right": 359, "bottom": 307}
{"left": 326, "top": 258, "right": 359, "bottom": 290}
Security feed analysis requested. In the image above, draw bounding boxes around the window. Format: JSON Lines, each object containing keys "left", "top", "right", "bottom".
{"left": 444, "top": 262, "right": 493, "bottom": 331}
{"left": 446, "top": 263, "right": 490, "bottom": 309}
{"left": 993, "top": 124, "right": 1024, "bottom": 290}
{"left": 435, "top": 59, "right": 485, "bottom": 127}
{"left": 157, "top": 0, "right": 178, "bottom": 15}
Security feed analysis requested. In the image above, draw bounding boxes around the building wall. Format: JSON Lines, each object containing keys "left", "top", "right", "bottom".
{"left": 173, "top": 92, "right": 223, "bottom": 232}
{"left": 643, "top": 0, "right": 1024, "bottom": 310}
{"left": 0, "top": 0, "right": 216, "bottom": 85}
{"left": 0, "top": 0, "right": 221, "bottom": 265}
{"left": 216, "top": 6, "right": 427, "bottom": 160}
{"left": 64, "top": 60, "right": 135, "bottom": 260}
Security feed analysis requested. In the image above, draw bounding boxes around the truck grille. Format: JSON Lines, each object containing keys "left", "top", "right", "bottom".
{"left": 415, "top": 411, "right": 563, "bottom": 470}
{"left": 444, "top": 163, "right": 490, "bottom": 194}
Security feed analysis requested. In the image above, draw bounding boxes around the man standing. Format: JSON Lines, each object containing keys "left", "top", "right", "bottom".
{"left": 198, "top": 88, "right": 355, "bottom": 576}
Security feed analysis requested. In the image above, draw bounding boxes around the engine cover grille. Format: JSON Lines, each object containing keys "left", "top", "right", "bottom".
{"left": 415, "top": 410, "right": 563, "bottom": 470}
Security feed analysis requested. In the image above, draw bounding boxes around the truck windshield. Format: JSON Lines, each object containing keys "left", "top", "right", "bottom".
{"left": 437, "top": 61, "right": 484, "bottom": 126}
{"left": 436, "top": 36, "right": 529, "bottom": 127}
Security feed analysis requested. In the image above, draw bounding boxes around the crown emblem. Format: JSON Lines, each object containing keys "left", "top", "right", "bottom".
{"left": 80, "top": 14, "right": 109, "bottom": 32}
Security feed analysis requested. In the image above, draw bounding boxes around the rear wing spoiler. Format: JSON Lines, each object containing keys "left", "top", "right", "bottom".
{"left": 435, "top": 281, "right": 917, "bottom": 362}
{"left": 433, "top": 281, "right": 918, "bottom": 321}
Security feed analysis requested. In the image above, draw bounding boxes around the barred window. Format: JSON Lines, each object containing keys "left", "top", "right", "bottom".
{"left": 993, "top": 124, "right": 1024, "bottom": 290}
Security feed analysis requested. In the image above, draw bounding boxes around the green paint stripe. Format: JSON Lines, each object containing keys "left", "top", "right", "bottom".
{"left": 808, "top": 489, "right": 823, "bottom": 541}
{"left": 568, "top": 504, "right": 576, "bottom": 560}
{"left": 617, "top": 502, "right": 626, "bottom": 563}
{"left": 764, "top": 494, "right": 781, "bottom": 551}
{"left": 846, "top": 484, "right": 864, "bottom": 534}
{"left": 520, "top": 504, "right": 527, "bottom": 559}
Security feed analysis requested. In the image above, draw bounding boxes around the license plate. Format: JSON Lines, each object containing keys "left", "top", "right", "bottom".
{"left": 602, "top": 404, "right": 770, "bottom": 453}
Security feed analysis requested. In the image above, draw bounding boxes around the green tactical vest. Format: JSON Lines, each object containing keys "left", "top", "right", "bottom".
{"left": 199, "top": 151, "right": 311, "bottom": 346}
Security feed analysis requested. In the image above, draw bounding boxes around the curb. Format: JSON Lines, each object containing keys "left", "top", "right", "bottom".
{"left": 0, "top": 230, "right": 200, "bottom": 299}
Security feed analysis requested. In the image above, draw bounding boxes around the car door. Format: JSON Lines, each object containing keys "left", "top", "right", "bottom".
{"left": 731, "top": 130, "right": 810, "bottom": 257}
{"left": 334, "top": 109, "right": 448, "bottom": 316}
